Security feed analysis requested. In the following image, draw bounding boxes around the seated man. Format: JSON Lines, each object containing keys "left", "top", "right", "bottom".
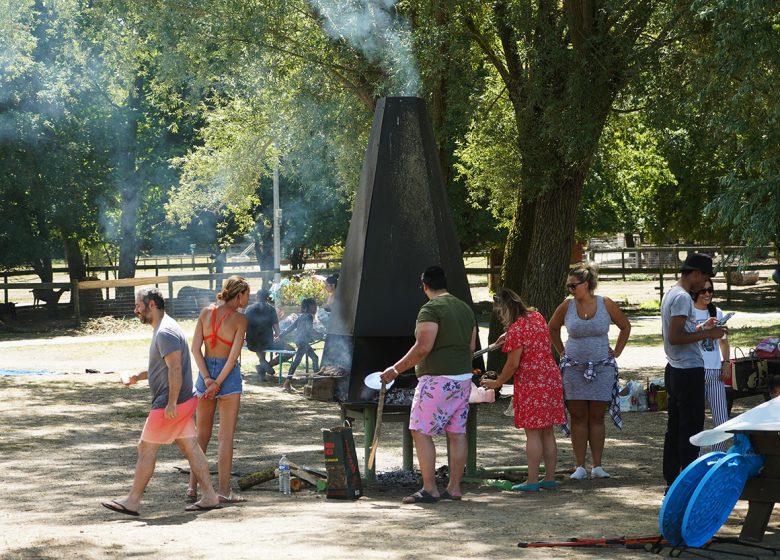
{"left": 245, "top": 289, "right": 287, "bottom": 378}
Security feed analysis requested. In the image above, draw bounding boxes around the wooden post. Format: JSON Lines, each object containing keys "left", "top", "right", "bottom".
{"left": 658, "top": 266, "right": 664, "bottom": 302}
{"left": 726, "top": 264, "right": 732, "bottom": 303}
{"left": 363, "top": 406, "right": 376, "bottom": 483}
{"left": 168, "top": 279, "right": 175, "bottom": 316}
{"left": 466, "top": 406, "right": 478, "bottom": 476}
{"left": 3, "top": 272, "right": 7, "bottom": 303}
{"left": 72, "top": 279, "right": 81, "bottom": 327}
{"left": 155, "top": 267, "right": 159, "bottom": 288}
{"left": 621, "top": 249, "right": 626, "bottom": 281}
{"left": 402, "top": 424, "right": 413, "bottom": 471}
{"left": 104, "top": 269, "right": 109, "bottom": 300}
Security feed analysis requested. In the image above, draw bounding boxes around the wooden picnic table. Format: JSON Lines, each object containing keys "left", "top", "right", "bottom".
{"left": 738, "top": 431, "right": 780, "bottom": 543}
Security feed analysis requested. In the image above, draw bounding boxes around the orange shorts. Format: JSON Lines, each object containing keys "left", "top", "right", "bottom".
{"left": 140, "top": 396, "right": 198, "bottom": 444}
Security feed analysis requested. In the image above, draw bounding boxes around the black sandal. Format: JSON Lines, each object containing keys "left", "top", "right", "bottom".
{"left": 402, "top": 489, "right": 439, "bottom": 504}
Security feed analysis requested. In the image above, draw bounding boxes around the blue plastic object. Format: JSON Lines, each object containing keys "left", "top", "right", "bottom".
{"left": 660, "top": 452, "right": 725, "bottom": 546}
{"left": 681, "top": 453, "right": 750, "bottom": 547}
{"left": 681, "top": 435, "right": 765, "bottom": 548}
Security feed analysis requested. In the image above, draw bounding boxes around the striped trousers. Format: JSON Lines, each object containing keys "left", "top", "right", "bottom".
{"left": 700, "top": 368, "right": 729, "bottom": 454}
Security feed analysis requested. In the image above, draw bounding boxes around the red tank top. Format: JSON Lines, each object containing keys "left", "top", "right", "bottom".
{"left": 203, "top": 305, "right": 235, "bottom": 348}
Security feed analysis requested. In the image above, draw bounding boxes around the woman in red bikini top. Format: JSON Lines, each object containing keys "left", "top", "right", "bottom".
{"left": 188, "top": 275, "right": 249, "bottom": 503}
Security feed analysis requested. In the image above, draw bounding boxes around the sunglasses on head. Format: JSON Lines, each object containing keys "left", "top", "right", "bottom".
{"left": 698, "top": 287, "right": 714, "bottom": 295}
{"left": 566, "top": 281, "right": 586, "bottom": 291}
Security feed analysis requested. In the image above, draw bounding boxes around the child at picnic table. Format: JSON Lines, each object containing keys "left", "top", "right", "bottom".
{"left": 276, "top": 298, "right": 320, "bottom": 392}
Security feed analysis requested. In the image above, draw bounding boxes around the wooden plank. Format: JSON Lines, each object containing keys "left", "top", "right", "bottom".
{"left": 77, "top": 277, "right": 170, "bottom": 289}
{"left": 0, "top": 282, "right": 71, "bottom": 290}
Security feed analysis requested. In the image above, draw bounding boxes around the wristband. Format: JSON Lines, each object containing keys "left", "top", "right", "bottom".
{"left": 391, "top": 366, "right": 399, "bottom": 375}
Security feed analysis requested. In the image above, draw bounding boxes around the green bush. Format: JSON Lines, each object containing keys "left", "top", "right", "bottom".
{"left": 626, "top": 273, "right": 654, "bottom": 281}
{"left": 278, "top": 275, "right": 327, "bottom": 307}
{"left": 639, "top": 300, "right": 660, "bottom": 312}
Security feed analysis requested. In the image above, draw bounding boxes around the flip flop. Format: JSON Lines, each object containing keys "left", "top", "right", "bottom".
{"left": 218, "top": 494, "right": 247, "bottom": 504}
{"left": 439, "top": 490, "right": 463, "bottom": 501}
{"left": 101, "top": 500, "right": 139, "bottom": 517}
{"left": 402, "top": 490, "right": 439, "bottom": 504}
{"left": 185, "top": 487, "right": 197, "bottom": 502}
{"left": 185, "top": 503, "right": 223, "bottom": 512}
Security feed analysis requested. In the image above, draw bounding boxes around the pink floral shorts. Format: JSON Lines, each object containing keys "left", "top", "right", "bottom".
{"left": 409, "top": 375, "right": 470, "bottom": 436}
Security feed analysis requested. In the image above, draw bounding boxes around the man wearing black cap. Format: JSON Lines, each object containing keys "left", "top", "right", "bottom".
{"left": 661, "top": 253, "right": 728, "bottom": 487}
{"left": 245, "top": 289, "right": 282, "bottom": 377}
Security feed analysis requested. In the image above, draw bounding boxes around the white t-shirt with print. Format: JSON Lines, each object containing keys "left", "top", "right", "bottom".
{"left": 693, "top": 307, "right": 726, "bottom": 370}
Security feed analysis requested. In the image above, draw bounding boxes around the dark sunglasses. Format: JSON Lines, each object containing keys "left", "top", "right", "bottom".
{"left": 698, "top": 287, "right": 715, "bottom": 295}
{"left": 566, "top": 281, "right": 586, "bottom": 291}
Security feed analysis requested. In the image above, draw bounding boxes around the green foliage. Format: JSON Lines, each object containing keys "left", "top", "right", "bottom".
{"left": 0, "top": 0, "right": 113, "bottom": 275}
{"left": 694, "top": 0, "right": 780, "bottom": 251}
{"left": 626, "top": 273, "right": 654, "bottom": 282}
{"left": 278, "top": 275, "right": 327, "bottom": 307}
{"left": 638, "top": 299, "right": 660, "bottom": 312}
{"left": 579, "top": 112, "right": 676, "bottom": 240}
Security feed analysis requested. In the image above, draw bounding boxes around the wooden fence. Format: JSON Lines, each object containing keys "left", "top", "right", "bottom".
{"left": 2, "top": 249, "right": 778, "bottom": 322}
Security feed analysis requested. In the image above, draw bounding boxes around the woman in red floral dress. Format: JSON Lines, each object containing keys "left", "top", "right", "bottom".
{"left": 482, "top": 288, "right": 566, "bottom": 491}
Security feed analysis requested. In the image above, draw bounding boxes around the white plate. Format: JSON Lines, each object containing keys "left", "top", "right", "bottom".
{"left": 364, "top": 371, "right": 395, "bottom": 390}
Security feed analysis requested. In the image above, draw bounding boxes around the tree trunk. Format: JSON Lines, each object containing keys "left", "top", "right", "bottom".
{"left": 117, "top": 72, "right": 143, "bottom": 281}
{"left": 63, "top": 235, "right": 86, "bottom": 282}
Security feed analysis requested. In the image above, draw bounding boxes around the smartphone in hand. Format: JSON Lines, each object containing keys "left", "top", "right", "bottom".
{"left": 716, "top": 312, "right": 735, "bottom": 327}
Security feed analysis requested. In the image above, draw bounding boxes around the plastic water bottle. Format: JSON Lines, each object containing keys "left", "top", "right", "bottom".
{"left": 279, "top": 455, "right": 291, "bottom": 495}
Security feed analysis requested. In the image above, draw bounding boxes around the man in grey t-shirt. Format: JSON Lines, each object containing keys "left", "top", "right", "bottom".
{"left": 101, "top": 288, "right": 220, "bottom": 517}
{"left": 661, "top": 254, "right": 728, "bottom": 487}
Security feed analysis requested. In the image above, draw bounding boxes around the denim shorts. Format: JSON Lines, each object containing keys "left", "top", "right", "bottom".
{"left": 195, "top": 357, "right": 243, "bottom": 398}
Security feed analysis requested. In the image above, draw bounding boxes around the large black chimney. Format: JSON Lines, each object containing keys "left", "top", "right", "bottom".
{"left": 323, "top": 97, "right": 476, "bottom": 403}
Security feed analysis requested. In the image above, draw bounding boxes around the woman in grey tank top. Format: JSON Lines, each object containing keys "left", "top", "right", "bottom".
{"left": 549, "top": 264, "right": 631, "bottom": 481}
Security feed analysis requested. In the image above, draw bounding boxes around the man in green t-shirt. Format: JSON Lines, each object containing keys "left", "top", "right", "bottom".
{"left": 381, "top": 266, "right": 477, "bottom": 504}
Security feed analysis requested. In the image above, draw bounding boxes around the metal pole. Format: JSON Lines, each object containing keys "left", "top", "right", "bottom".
{"left": 273, "top": 152, "right": 281, "bottom": 286}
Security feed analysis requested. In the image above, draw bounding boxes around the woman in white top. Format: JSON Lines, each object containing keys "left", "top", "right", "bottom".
{"left": 692, "top": 278, "right": 730, "bottom": 452}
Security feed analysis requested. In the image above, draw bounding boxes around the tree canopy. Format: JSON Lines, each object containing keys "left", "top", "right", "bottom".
{"left": 1, "top": 0, "right": 777, "bottom": 303}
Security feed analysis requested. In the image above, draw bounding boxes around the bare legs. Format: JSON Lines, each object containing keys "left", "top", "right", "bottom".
{"left": 188, "top": 394, "right": 242, "bottom": 497}
{"left": 409, "top": 430, "right": 467, "bottom": 498}
{"left": 110, "top": 437, "right": 218, "bottom": 513}
{"left": 175, "top": 437, "right": 220, "bottom": 508}
{"left": 522, "top": 427, "right": 557, "bottom": 484}
{"left": 446, "top": 432, "right": 467, "bottom": 497}
{"left": 566, "top": 399, "right": 608, "bottom": 468}
{"left": 411, "top": 430, "right": 438, "bottom": 496}
{"left": 215, "top": 394, "right": 241, "bottom": 496}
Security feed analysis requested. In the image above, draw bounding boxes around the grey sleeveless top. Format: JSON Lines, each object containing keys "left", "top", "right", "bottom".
{"left": 563, "top": 295, "right": 611, "bottom": 362}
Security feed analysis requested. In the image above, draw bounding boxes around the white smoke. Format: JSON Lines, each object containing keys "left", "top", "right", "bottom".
{"left": 308, "top": 0, "right": 420, "bottom": 97}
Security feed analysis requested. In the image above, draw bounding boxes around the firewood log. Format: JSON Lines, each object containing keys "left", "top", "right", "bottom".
{"left": 237, "top": 467, "right": 277, "bottom": 490}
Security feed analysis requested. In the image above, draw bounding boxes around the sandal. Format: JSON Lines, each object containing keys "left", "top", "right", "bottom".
{"left": 439, "top": 490, "right": 462, "bottom": 501}
{"left": 185, "top": 487, "right": 197, "bottom": 502}
{"left": 402, "top": 489, "right": 439, "bottom": 504}
{"left": 218, "top": 493, "right": 247, "bottom": 504}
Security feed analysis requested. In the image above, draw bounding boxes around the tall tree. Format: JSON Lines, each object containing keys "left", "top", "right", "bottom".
{"left": 458, "top": 1, "right": 678, "bottom": 320}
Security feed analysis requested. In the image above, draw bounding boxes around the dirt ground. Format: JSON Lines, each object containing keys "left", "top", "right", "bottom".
{"left": 1, "top": 282, "right": 780, "bottom": 559}
{"left": 2, "top": 374, "right": 779, "bottom": 559}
